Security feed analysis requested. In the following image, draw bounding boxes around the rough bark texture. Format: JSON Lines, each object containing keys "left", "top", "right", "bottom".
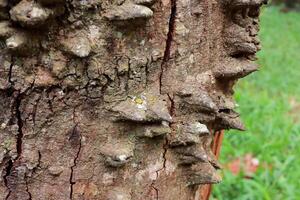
{"left": 0, "top": 0, "right": 266, "bottom": 199}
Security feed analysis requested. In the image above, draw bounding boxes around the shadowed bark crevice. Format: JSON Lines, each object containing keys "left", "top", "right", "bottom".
{"left": 155, "top": 137, "right": 169, "bottom": 174}
{"left": 2, "top": 86, "right": 32, "bottom": 200}
{"left": 159, "top": 0, "right": 177, "bottom": 93}
{"left": 151, "top": 184, "right": 159, "bottom": 200}
{"left": 32, "top": 151, "right": 42, "bottom": 175}
{"left": 8, "top": 56, "right": 15, "bottom": 85}
{"left": 25, "top": 174, "right": 32, "bottom": 200}
{"left": 15, "top": 92, "right": 25, "bottom": 158}
{"left": 167, "top": 94, "right": 175, "bottom": 116}
{"left": 69, "top": 124, "right": 82, "bottom": 200}
{"left": 3, "top": 158, "right": 13, "bottom": 200}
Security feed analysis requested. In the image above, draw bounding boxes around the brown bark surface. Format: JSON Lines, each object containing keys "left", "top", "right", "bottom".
{"left": 0, "top": 0, "right": 266, "bottom": 199}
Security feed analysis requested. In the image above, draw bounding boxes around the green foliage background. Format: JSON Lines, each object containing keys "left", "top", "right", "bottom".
{"left": 213, "top": 7, "right": 300, "bottom": 200}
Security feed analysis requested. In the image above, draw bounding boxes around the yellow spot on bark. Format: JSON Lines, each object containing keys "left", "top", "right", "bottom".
{"left": 135, "top": 98, "right": 144, "bottom": 104}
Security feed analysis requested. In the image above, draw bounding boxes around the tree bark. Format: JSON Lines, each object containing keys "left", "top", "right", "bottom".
{"left": 0, "top": 0, "right": 266, "bottom": 199}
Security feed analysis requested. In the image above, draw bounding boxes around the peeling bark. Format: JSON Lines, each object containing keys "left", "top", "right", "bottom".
{"left": 0, "top": 0, "right": 267, "bottom": 199}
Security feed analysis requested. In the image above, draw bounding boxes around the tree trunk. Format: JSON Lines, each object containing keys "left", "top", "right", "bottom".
{"left": 0, "top": 0, "right": 266, "bottom": 199}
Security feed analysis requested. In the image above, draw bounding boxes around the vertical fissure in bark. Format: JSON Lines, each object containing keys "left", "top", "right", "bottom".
{"left": 8, "top": 56, "right": 15, "bottom": 85}
{"left": 2, "top": 86, "right": 30, "bottom": 199}
{"left": 15, "top": 92, "right": 24, "bottom": 158}
{"left": 46, "top": 97, "right": 54, "bottom": 113}
{"left": 161, "top": 137, "right": 168, "bottom": 169}
{"left": 25, "top": 174, "right": 32, "bottom": 200}
{"left": 151, "top": 184, "right": 159, "bottom": 200}
{"left": 32, "top": 151, "right": 42, "bottom": 175}
{"left": 155, "top": 1, "right": 178, "bottom": 191}
{"left": 159, "top": 0, "right": 177, "bottom": 93}
{"left": 145, "top": 58, "right": 150, "bottom": 86}
{"left": 69, "top": 125, "right": 82, "bottom": 200}
{"left": 148, "top": 137, "right": 168, "bottom": 200}
{"left": 167, "top": 94, "right": 175, "bottom": 116}
{"left": 157, "top": 137, "right": 169, "bottom": 173}
{"left": 3, "top": 159, "right": 13, "bottom": 200}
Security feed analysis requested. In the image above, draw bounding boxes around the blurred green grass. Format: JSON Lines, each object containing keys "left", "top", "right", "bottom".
{"left": 213, "top": 7, "right": 300, "bottom": 200}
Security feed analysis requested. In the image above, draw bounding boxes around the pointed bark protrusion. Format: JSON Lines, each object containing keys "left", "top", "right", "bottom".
{"left": 217, "top": 110, "right": 246, "bottom": 131}
{"left": 175, "top": 74, "right": 219, "bottom": 113}
{"left": 100, "top": 142, "right": 134, "bottom": 168}
{"left": 187, "top": 163, "right": 222, "bottom": 186}
{"left": 217, "top": 96, "right": 237, "bottom": 111}
{"left": 10, "top": 0, "right": 64, "bottom": 27}
{"left": 207, "top": 149, "right": 223, "bottom": 169}
{"left": 111, "top": 93, "right": 172, "bottom": 123}
{"left": 105, "top": 154, "right": 133, "bottom": 168}
{"left": 135, "top": 122, "right": 171, "bottom": 138}
{"left": 6, "top": 32, "right": 27, "bottom": 50}
{"left": 183, "top": 122, "right": 210, "bottom": 136}
{"left": 226, "top": 0, "right": 268, "bottom": 7}
{"left": 175, "top": 146, "right": 209, "bottom": 165}
{"left": 169, "top": 133, "right": 200, "bottom": 147}
{"left": 134, "top": 0, "right": 156, "bottom": 6}
{"left": 169, "top": 122, "right": 209, "bottom": 147}
{"left": 224, "top": 23, "right": 259, "bottom": 56}
{"left": 178, "top": 89, "right": 218, "bottom": 113}
{"left": 48, "top": 166, "right": 64, "bottom": 176}
{"left": 0, "top": 21, "right": 16, "bottom": 38}
{"left": 59, "top": 32, "right": 91, "bottom": 58}
{"left": 214, "top": 59, "right": 258, "bottom": 79}
{"left": 104, "top": 3, "right": 153, "bottom": 21}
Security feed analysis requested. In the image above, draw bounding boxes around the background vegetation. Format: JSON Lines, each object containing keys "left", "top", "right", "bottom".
{"left": 213, "top": 6, "right": 300, "bottom": 200}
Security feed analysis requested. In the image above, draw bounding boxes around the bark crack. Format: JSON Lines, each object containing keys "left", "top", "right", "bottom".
{"left": 69, "top": 124, "right": 82, "bottom": 200}
{"left": 32, "top": 151, "right": 42, "bottom": 174}
{"left": 8, "top": 56, "right": 15, "bottom": 85}
{"left": 3, "top": 158, "right": 13, "bottom": 200}
{"left": 2, "top": 86, "right": 32, "bottom": 200}
{"left": 151, "top": 184, "right": 159, "bottom": 200}
{"left": 25, "top": 174, "right": 32, "bottom": 200}
{"left": 159, "top": 0, "right": 177, "bottom": 93}
{"left": 15, "top": 92, "right": 24, "bottom": 158}
{"left": 156, "top": 137, "right": 168, "bottom": 174}
{"left": 148, "top": 137, "right": 169, "bottom": 200}
{"left": 167, "top": 94, "right": 175, "bottom": 116}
